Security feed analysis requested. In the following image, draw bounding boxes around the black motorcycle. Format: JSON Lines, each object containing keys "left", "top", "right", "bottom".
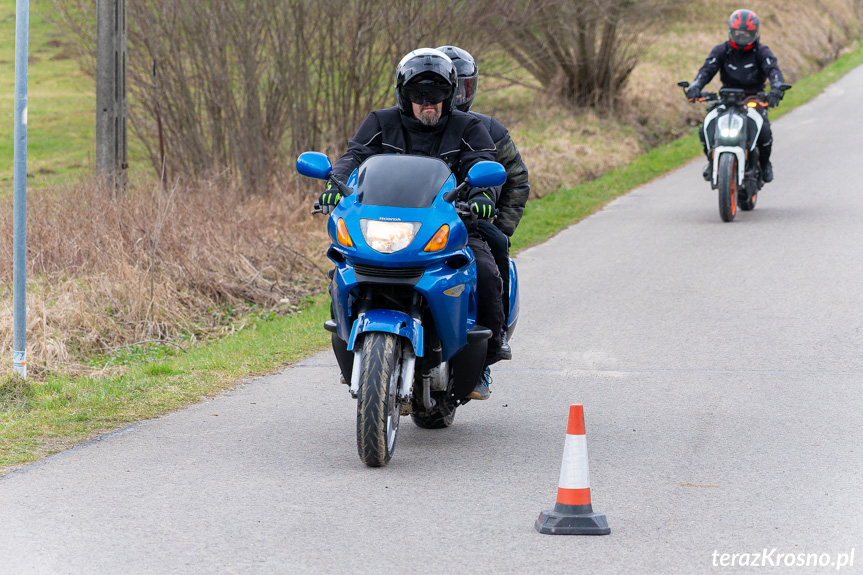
{"left": 679, "top": 81, "right": 791, "bottom": 222}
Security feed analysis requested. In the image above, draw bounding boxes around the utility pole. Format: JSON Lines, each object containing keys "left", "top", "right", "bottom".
{"left": 12, "top": 0, "right": 30, "bottom": 379}
{"left": 96, "top": 0, "right": 128, "bottom": 190}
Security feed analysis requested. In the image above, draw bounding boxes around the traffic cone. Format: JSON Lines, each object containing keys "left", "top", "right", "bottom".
{"left": 535, "top": 404, "right": 610, "bottom": 535}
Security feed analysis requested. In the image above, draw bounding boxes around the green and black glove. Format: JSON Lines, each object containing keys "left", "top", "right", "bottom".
{"left": 468, "top": 191, "right": 496, "bottom": 220}
{"left": 318, "top": 182, "right": 342, "bottom": 214}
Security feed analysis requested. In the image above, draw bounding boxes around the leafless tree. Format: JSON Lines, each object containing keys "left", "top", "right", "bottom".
{"left": 56, "top": 0, "right": 485, "bottom": 195}
{"left": 489, "top": 0, "right": 680, "bottom": 108}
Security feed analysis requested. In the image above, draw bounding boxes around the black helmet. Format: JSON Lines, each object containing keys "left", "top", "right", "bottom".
{"left": 395, "top": 48, "right": 458, "bottom": 116}
{"left": 728, "top": 9, "right": 760, "bottom": 51}
{"left": 436, "top": 45, "right": 478, "bottom": 113}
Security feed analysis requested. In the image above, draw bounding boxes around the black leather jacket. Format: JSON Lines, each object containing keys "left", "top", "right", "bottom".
{"left": 691, "top": 41, "right": 784, "bottom": 93}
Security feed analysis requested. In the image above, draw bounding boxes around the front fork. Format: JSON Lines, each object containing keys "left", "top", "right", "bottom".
{"left": 340, "top": 291, "right": 423, "bottom": 405}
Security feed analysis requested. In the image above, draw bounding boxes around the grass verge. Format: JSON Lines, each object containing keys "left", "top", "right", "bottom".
{"left": 2, "top": 41, "right": 863, "bottom": 474}
{"left": 1, "top": 295, "right": 330, "bottom": 471}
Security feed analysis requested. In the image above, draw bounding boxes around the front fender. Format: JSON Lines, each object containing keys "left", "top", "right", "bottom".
{"left": 712, "top": 147, "right": 746, "bottom": 187}
{"left": 347, "top": 309, "right": 425, "bottom": 357}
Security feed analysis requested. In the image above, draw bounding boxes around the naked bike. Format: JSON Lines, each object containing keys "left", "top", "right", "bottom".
{"left": 679, "top": 81, "right": 791, "bottom": 222}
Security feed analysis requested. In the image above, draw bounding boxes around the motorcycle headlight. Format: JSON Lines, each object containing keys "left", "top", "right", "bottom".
{"left": 360, "top": 219, "right": 421, "bottom": 253}
{"left": 717, "top": 114, "right": 744, "bottom": 139}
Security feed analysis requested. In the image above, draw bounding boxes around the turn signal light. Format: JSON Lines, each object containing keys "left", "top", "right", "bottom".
{"left": 337, "top": 218, "right": 353, "bottom": 247}
{"left": 423, "top": 224, "right": 449, "bottom": 252}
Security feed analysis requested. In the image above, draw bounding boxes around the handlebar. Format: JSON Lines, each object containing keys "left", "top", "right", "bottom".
{"left": 679, "top": 80, "right": 792, "bottom": 108}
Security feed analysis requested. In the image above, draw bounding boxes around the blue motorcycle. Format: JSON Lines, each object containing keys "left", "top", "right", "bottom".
{"left": 296, "top": 152, "right": 520, "bottom": 467}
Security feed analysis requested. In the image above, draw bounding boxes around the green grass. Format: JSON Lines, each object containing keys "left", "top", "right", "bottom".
{"left": 1, "top": 27, "right": 862, "bottom": 472}
{"left": 0, "top": 0, "right": 96, "bottom": 191}
{"left": 0, "top": 0, "right": 150, "bottom": 191}
{"left": 510, "top": 40, "right": 863, "bottom": 252}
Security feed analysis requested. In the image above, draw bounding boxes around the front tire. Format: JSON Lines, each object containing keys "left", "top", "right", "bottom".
{"left": 718, "top": 153, "right": 738, "bottom": 222}
{"left": 356, "top": 333, "right": 402, "bottom": 467}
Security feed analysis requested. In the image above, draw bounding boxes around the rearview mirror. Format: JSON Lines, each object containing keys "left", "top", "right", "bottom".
{"left": 296, "top": 152, "right": 333, "bottom": 180}
{"left": 466, "top": 161, "right": 506, "bottom": 189}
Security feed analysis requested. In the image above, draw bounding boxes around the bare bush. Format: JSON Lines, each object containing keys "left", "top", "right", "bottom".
{"left": 0, "top": 176, "right": 329, "bottom": 376}
{"left": 55, "top": 0, "right": 487, "bottom": 193}
{"left": 487, "top": 0, "right": 682, "bottom": 108}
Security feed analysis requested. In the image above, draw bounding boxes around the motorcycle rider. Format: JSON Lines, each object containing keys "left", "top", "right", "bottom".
{"left": 320, "top": 48, "right": 504, "bottom": 400}
{"left": 685, "top": 9, "right": 786, "bottom": 183}
{"left": 437, "top": 45, "right": 530, "bottom": 364}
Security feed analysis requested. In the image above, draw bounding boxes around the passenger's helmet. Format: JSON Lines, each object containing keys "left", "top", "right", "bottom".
{"left": 395, "top": 48, "right": 458, "bottom": 116}
{"left": 436, "top": 45, "right": 478, "bottom": 113}
{"left": 728, "top": 9, "right": 760, "bottom": 51}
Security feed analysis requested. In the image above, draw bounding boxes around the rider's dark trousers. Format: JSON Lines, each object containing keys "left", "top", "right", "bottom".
{"left": 476, "top": 220, "right": 510, "bottom": 327}
{"left": 468, "top": 233, "right": 504, "bottom": 366}
{"left": 700, "top": 106, "right": 772, "bottom": 166}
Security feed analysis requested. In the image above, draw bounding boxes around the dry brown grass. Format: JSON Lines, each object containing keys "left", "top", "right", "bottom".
{"left": 0, "top": 176, "right": 330, "bottom": 376}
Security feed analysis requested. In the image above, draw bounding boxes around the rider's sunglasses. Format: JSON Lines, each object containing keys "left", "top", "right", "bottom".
{"left": 405, "top": 86, "right": 452, "bottom": 105}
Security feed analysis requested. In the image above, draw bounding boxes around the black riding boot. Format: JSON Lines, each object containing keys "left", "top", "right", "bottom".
{"left": 759, "top": 143, "right": 773, "bottom": 183}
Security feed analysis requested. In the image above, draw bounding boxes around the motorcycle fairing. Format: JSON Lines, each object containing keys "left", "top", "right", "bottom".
{"left": 327, "top": 159, "right": 480, "bottom": 361}
{"left": 745, "top": 107, "right": 764, "bottom": 150}
{"left": 507, "top": 258, "right": 520, "bottom": 335}
{"left": 703, "top": 105, "right": 765, "bottom": 154}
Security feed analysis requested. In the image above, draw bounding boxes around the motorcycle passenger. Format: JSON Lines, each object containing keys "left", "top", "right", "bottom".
{"left": 685, "top": 9, "right": 786, "bottom": 183}
{"left": 321, "top": 48, "right": 504, "bottom": 401}
{"left": 437, "top": 45, "right": 530, "bottom": 364}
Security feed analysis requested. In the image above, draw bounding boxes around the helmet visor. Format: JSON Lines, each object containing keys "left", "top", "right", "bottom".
{"left": 730, "top": 28, "right": 757, "bottom": 48}
{"left": 455, "top": 76, "right": 476, "bottom": 108}
{"left": 404, "top": 84, "right": 453, "bottom": 105}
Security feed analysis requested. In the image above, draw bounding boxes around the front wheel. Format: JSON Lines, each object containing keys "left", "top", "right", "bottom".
{"left": 718, "top": 153, "right": 738, "bottom": 222}
{"left": 356, "top": 332, "right": 402, "bottom": 467}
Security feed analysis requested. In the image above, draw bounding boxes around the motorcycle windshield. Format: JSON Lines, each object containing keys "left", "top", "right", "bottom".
{"left": 356, "top": 155, "right": 452, "bottom": 209}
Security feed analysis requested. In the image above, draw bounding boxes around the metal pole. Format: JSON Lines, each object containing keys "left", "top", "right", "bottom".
{"left": 12, "top": 0, "right": 30, "bottom": 379}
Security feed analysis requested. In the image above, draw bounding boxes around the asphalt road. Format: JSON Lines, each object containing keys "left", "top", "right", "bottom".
{"left": 3, "top": 67, "right": 863, "bottom": 575}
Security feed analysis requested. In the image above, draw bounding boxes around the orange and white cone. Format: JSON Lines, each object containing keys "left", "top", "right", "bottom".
{"left": 535, "top": 404, "right": 610, "bottom": 535}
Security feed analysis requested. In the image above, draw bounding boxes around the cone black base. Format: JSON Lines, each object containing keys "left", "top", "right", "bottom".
{"left": 535, "top": 504, "right": 611, "bottom": 535}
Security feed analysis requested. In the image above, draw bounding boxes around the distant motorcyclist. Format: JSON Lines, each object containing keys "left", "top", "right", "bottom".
{"left": 437, "top": 45, "right": 530, "bottom": 368}
{"left": 685, "top": 9, "right": 786, "bottom": 183}
{"left": 321, "top": 48, "right": 504, "bottom": 400}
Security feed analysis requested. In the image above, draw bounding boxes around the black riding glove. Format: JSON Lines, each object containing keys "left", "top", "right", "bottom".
{"left": 767, "top": 89, "right": 783, "bottom": 109}
{"left": 686, "top": 85, "right": 702, "bottom": 101}
{"left": 318, "top": 182, "right": 342, "bottom": 214}
{"left": 468, "top": 190, "right": 495, "bottom": 220}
